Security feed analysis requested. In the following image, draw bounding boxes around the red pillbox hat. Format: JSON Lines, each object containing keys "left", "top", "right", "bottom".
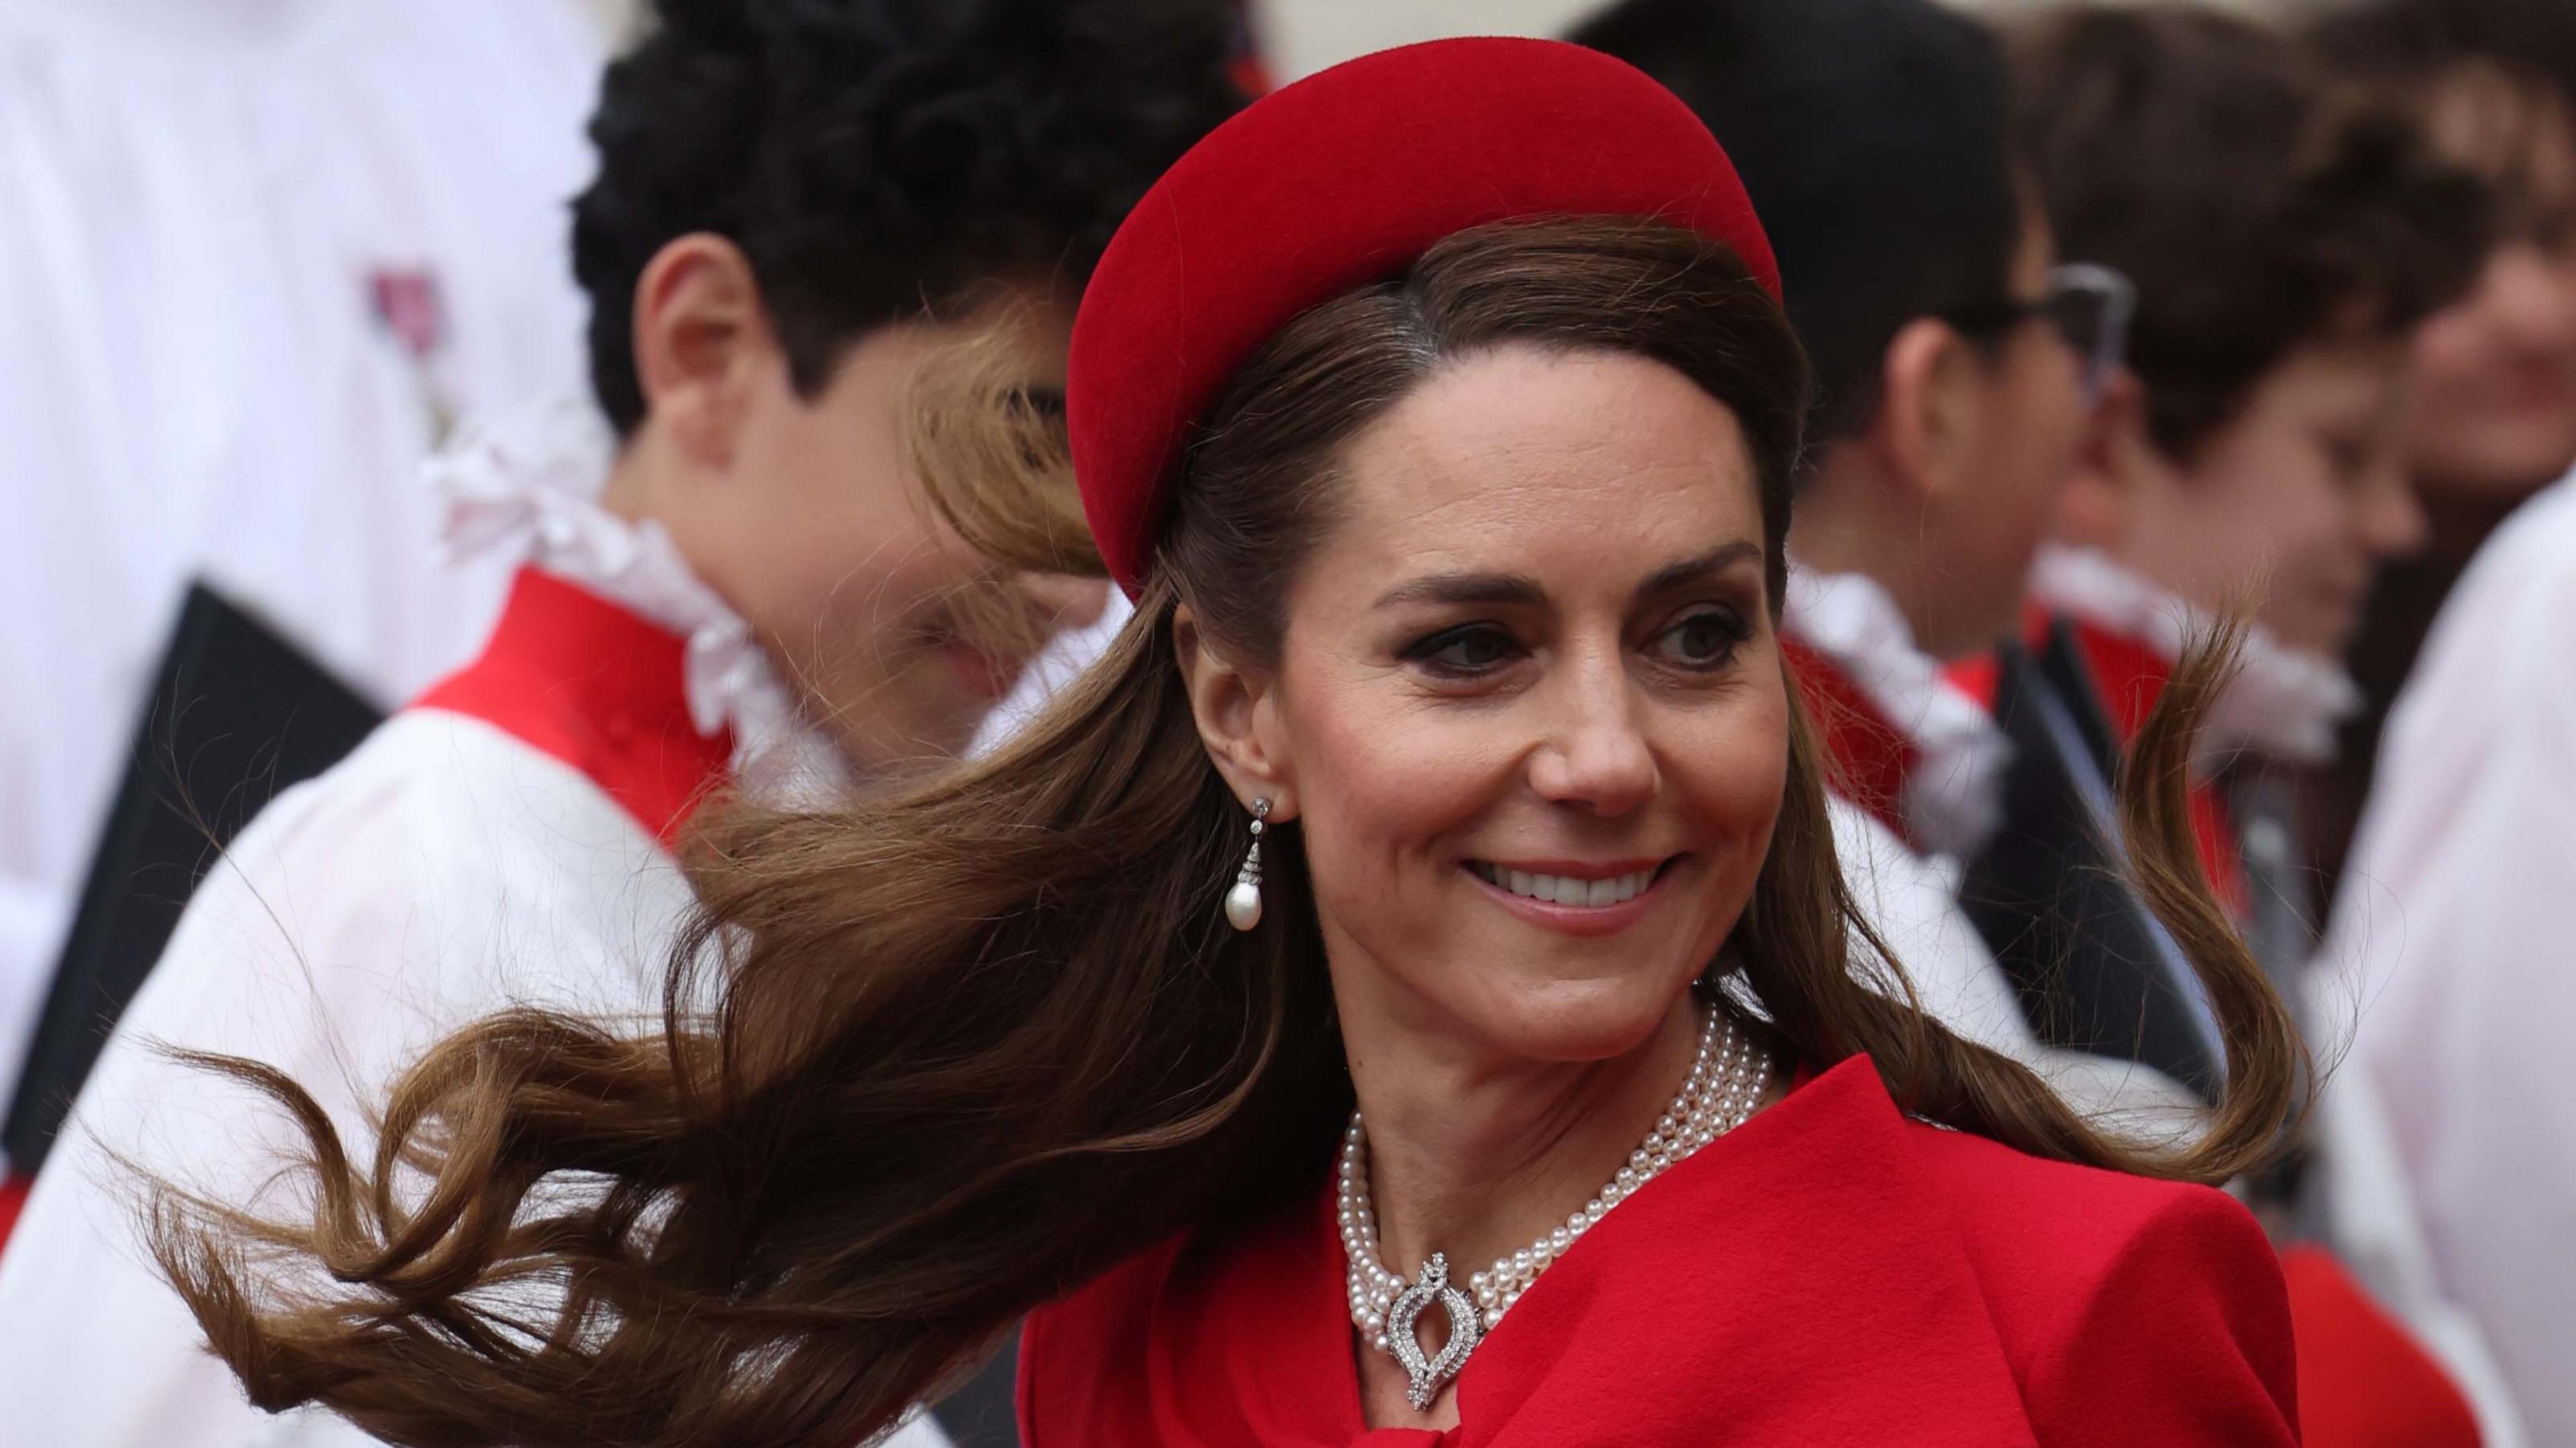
{"left": 1067, "top": 36, "right": 1780, "bottom": 595}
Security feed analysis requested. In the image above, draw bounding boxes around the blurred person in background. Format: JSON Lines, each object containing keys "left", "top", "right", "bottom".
{"left": 1574, "top": 0, "right": 2169, "bottom": 1111}
{"left": 2318, "top": 376, "right": 2576, "bottom": 1448}
{"left": 0, "top": 2, "right": 1244, "bottom": 1446}
{"left": 2009, "top": 7, "right": 2499, "bottom": 1445}
{"left": 0, "top": 0, "right": 603, "bottom": 1180}
{"left": 2304, "top": 9, "right": 2576, "bottom": 1443}
{"left": 2302, "top": 0, "right": 2576, "bottom": 897}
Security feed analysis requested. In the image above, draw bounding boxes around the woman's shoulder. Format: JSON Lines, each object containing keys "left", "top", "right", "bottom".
{"left": 1905, "top": 1111, "right": 2265, "bottom": 1262}
{"left": 1783, "top": 1057, "right": 2279, "bottom": 1310}
{"left": 1901, "top": 1117, "right": 2299, "bottom": 1437}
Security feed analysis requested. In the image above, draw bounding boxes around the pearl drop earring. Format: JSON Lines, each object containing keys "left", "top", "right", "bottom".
{"left": 1224, "top": 798, "right": 1270, "bottom": 932}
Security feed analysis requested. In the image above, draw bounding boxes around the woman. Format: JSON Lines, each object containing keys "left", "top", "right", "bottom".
{"left": 153, "top": 39, "right": 2302, "bottom": 1447}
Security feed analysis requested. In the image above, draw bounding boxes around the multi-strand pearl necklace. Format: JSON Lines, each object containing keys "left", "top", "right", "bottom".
{"left": 1336, "top": 1002, "right": 1770, "bottom": 1408}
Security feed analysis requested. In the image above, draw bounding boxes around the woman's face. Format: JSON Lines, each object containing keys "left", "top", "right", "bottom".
{"left": 1256, "top": 345, "right": 1788, "bottom": 1065}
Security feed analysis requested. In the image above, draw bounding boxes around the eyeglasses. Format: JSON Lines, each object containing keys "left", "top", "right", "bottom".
{"left": 1943, "top": 262, "right": 2137, "bottom": 398}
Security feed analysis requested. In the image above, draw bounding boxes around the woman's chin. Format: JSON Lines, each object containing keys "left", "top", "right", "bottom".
{"left": 1470, "top": 978, "right": 1699, "bottom": 1064}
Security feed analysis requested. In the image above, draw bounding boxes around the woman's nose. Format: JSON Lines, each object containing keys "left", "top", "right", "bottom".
{"left": 1526, "top": 667, "right": 1658, "bottom": 817}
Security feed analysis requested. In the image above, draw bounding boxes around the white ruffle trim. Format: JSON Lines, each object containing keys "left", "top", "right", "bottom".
{"left": 428, "top": 399, "right": 845, "bottom": 800}
{"left": 2027, "top": 545, "right": 2361, "bottom": 767}
{"left": 1782, "top": 567, "right": 2010, "bottom": 860}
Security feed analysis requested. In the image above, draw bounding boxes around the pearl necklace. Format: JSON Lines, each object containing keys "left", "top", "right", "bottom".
{"left": 1336, "top": 1003, "right": 1769, "bottom": 1409}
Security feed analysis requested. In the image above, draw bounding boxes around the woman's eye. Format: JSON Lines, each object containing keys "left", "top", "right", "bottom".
{"left": 1654, "top": 608, "right": 1749, "bottom": 669}
{"left": 1405, "top": 624, "right": 1522, "bottom": 675}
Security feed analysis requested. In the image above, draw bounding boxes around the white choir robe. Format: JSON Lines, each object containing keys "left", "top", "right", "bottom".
{"left": 1833, "top": 797, "right": 2028, "bottom": 1048}
{"left": 0, "top": 0, "right": 603, "bottom": 1113}
{"left": 0, "top": 570, "right": 951, "bottom": 1448}
{"left": 2322, "top": 471, "right": 2576, "bottom": 1446}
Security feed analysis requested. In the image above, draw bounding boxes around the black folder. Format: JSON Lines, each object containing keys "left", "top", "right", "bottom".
{"left": 1, "top": 582, "right": 382, "bottom": 1170}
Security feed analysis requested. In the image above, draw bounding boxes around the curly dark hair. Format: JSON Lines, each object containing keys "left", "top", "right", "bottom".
{"left": 2013, "top": 5, "right": 2493, "bottom": 457}
{"left": 571, "top": 0, "right": 1248, "bottom": 435}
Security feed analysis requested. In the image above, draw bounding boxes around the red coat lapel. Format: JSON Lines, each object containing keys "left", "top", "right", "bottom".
{"left": 1444, "top": 1058, "right": 2037, "bottom": 1445}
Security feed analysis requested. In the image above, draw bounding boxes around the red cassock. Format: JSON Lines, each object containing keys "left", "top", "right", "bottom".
{"left": 1017, "top": 1058, "right": 2298, "bottom": 1446}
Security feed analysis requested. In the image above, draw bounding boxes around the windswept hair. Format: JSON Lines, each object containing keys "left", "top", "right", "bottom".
{"left": 150, "top": 220, "right": 2302, "bottom": 1447}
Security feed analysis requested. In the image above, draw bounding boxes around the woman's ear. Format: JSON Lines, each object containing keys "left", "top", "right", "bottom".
{"left": 1172, "top": 604, "right": 1296, "bottom": 820}
{"left": 1869, "top": 318, "right": 1985, "bottom": 506}
{"left": 631, "top": 233, "right": 773, "bottom": 469}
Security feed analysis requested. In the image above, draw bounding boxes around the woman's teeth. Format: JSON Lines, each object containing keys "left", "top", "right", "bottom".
{"left": 1470, "top": 862, "right": 1656, "bottom": 907}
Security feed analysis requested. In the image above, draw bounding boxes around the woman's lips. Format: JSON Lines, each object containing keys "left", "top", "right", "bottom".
{"left": 1462, "top": 857, "right": 1678, "bottom": 936}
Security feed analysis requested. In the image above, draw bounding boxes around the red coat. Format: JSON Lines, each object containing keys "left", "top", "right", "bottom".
{"left": 1018, "top": 1058, "right": 2298, "bottom": 1445}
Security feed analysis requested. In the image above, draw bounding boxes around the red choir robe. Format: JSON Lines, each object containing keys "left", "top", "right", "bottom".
{"left": 1776, "top": 569, "right": 2006, "bottom": 862}
{"left": 1018, "top": 1056, "right": 2298, "bottom": 1445}
{"left": 1782, "top": 632, "right": 1924, "bottom": 838}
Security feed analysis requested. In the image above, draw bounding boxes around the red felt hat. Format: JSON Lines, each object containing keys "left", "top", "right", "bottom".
{"left": 1068, "top": 35, "right": 1781, "bottom": 596}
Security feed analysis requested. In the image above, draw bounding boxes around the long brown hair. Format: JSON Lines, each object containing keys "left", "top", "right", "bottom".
{"left": 151, "top": 219, "right": 2301, "bottom": 1447}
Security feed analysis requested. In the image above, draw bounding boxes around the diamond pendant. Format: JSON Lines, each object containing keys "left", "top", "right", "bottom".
{"left": 1384, "top": 1252, "right": 1483, "bottom": 1410}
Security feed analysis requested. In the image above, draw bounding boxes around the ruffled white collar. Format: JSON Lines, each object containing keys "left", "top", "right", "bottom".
{"left": 429, "top": 400, "right": 845, "bottom": 800}
{"left": 2027, "top": 545, "right": 2361, "bottom": 767}
{"left": 1782, "top": 566, "right": 2010, "bottom": 860}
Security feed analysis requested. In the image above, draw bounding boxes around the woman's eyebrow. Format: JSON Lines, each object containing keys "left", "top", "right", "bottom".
{"left": 1373, "top": 571, "right": 1548, "bottom": 610}
{"left": 1371, "top": 541, "right": 1763, "bottom": 612}
{"left": 1634, "top": 541, "right": 1762, "bottom": 602}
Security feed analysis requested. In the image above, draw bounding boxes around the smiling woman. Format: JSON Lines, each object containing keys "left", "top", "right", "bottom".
{"left": 150, "top": 38, "right": 2304, "bottom": 1448}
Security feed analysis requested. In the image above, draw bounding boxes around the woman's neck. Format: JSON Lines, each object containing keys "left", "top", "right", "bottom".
{"left": 1339, "top": 989, "right": 1705, "bottom": 1292}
